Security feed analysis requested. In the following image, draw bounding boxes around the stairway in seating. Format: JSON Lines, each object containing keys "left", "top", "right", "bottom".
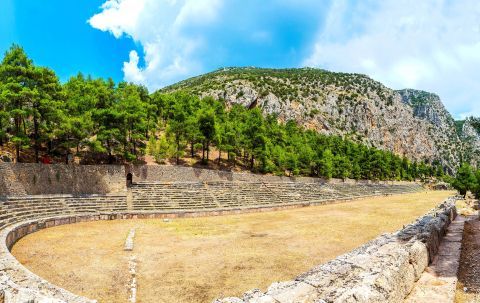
{"left": 126, "top": 187, "right": 134, "bottom": 211}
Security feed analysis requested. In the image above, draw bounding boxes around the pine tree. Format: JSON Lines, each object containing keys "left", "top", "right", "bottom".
{"left": 453, "top": 163, "right": 475, "bottom": 197}
{"left": 0, "top": 45, "right": 35, "bottom": 161}
{"left": 198, "top": 109, "right": 216, "bottom": 163}
{"left": 319, "top": 149, "right": 334, "bottom": 179}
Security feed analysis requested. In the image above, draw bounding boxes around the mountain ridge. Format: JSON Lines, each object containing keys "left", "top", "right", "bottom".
{"left": 162, "top": 67, "right": 477, "bottom": 172}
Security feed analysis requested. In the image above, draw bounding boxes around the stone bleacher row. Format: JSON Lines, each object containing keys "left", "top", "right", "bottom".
{"left": 130, "top": 181, "right": 423, "bottom": 211}
{"left": 0, "top": 195, "right": 127, "bottom": 229}
{"left": 0, "top": 182, "right": 423, "bottom": 229}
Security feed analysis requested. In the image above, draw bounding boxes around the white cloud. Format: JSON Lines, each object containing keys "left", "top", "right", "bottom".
{"left": 122, "top": 50, "right": 144, "bottom": 83}
{"left": 88, "top": 0, "right": 480, "bottom": 117}
{"left": 89, "top": 0, "right": 223, "bottom": 90}
{"left": 89, "top": 0, "right": 146, "bottom": 39}
{"left": 304, "top": 0, "right": 480, "bottom": 118}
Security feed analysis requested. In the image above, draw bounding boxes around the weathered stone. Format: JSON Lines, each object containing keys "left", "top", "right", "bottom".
{"left": 213, "top": 297, "right": 246, "bottom": 303}
{"left": 266, "top": 281, "right": 318, "bottom": 303}
{"left": 242, "top": 289, "right": 277, "bottom": 303}
{"left": 408, "top": 241, "right": 429, "bottom": 280}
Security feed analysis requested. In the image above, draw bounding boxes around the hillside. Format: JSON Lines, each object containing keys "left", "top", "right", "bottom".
{"left": 460, "top": 117, "right": 480, "bottom": 167}
{"left": 163, "top": 67, "right": 465, "bottom": 173}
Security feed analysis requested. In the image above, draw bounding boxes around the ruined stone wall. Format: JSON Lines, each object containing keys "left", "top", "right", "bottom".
{"left": 126, "top": 165, "right": 413, "bottom": 185}
{"left": 0, "top": 163, "right": 417, "bottom": 197}
{"left": 216, "top": 198, "right": 457, "bottom": 303}
{"left": 0, "top": 163, "right": 126, "bottom": 196}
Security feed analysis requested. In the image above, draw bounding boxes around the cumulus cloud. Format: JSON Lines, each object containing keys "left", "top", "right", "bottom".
{"left": 88, "top": 0, "right": 223, "bottom": 89}
{"left": 303, "top": 0, "right": 480, "bottom": 118}
{"left": 122, "top": 50, "right": 145, "bottom": 83}
{"left": 89, "top": 0, "right": 480, "bottom": 117}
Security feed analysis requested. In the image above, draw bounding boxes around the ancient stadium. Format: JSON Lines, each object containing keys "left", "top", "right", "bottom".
{"left": 0, "top": 163, "right": 464, "bottom": 303}
{"left": 2, "top": 5, "right": 480, "bottom": 301}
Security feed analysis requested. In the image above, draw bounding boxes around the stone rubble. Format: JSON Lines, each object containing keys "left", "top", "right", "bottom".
{"left": 128, "top": 255, "right": 137, "bottom": 303}
{"left": 124, "top": 228, "right": 136, "bottom": 251}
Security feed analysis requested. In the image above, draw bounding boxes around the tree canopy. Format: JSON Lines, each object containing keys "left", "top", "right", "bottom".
{"left": 0, "top": 44, "right": 444, "bottom": 181}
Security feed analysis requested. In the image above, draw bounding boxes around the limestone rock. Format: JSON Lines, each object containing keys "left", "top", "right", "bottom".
{"left": 163, "top": 68, "right": 467, "bottom": 173}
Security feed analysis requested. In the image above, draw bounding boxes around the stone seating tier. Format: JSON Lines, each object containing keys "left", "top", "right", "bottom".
{"left": 131, "top": 181, "right": 423, "bottom": 211}
{"left": 0, "top": 180, "right": 424, "bottom": 302}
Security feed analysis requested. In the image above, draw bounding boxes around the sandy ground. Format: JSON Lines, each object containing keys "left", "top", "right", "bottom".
{"left": 12, "top": 190, "right": 454, "bottom": 303}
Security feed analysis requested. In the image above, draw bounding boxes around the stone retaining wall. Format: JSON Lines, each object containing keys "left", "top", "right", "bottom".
{"left": 0, "top": 163, "right": 126, "bottom": 196}
{"left": 126, "top": 165, "right": 415, "bottom": 185}
{"left": 216, "top": 198, "right": 457, "bottom": 303}
{"left": 0, "top": 163, "right": 419, "bottom": 197}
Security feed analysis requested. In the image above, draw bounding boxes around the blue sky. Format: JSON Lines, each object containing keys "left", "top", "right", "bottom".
{"left": 1, "top": 0, "right": 480, "bottom": 118}
{"left": 0, "top": 0, "right": 140, "bottom": 81}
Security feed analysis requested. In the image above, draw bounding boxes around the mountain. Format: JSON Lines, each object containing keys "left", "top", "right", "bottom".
{"left": 162, "top": 67, "right": 468, "bottom": 173}
{"left": 460, "top": 117, "right": 480, "bottom": 167}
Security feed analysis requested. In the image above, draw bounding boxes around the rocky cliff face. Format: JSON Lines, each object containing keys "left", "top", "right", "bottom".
{"left": 398, "top": 89, "right": 455, "bottom": 129}
{"left": 396, "top": 89, "right": 462, "bottom": 171}
{"left": 460, "top": 117, "right": 480, "bottom": 167}
{"left": 163, "top": 67, "right": 464, "bottom": 172}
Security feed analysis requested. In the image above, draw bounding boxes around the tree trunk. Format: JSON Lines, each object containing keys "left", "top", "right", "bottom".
{"left": 202, "top": 142, "right": 205, "bottom": 162}
{"left": 131, "top": 123, "right": 136, "bottom": 155}
{"left": 250, "top": 155, "right": 254, "bottom": 169}
{"left": 33, "top": 115, "right": 39, "bottom": 163}
{"left": 107, "top": 140, "right": 113, "bottom": 164}
{"left": 0, "top": 121, "right": 3, "bottom": 146}
{"left": 176, "top": 136, "right": 180, "bottom": 165}
{"left": 15, "top": 144, "right": 20, "bottom": 163}
{"left": 13, "top": 117, "right": 20, "bottom": 162}
{"left": 206, "top": 141, "right": 210, "bottom": 161}
{"left": 218, "top": 149, "right": 221, "bottom": 164}
{"left": 145, "top": 119, "right": 150, "bottom": 139}
{"left": 190, "top": 142, "right": 194, "bottom": 158}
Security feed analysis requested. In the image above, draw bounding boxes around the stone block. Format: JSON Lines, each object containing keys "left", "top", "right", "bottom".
{"left": 266, "top": 281, "right": 318, "bottom": 303}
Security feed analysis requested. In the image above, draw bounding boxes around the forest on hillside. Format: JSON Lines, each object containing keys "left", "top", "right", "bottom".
{"left": 0, "top": 45, "right": 445, "bottom": 181}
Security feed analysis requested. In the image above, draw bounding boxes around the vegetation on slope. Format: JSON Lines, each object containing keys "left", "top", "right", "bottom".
{"left": 451, "top": 163, "right": 480, "bottom": 197}
{"left": 0, "top": 45, "right": 443, "bottom": 180}
{"left": 164, "top": 67, "right": 468, "bottom": 175}
{"left": 455, "top": 120, "right": 466, "bottom": 136}
{"left": 164, "top": 67, "right": 393, "bottom": 105}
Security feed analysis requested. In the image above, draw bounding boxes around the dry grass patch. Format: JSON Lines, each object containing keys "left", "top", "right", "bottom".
{"left": 12, "top": 190, "right": 454, "bottom": 303}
